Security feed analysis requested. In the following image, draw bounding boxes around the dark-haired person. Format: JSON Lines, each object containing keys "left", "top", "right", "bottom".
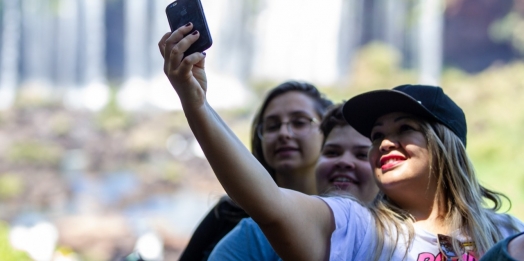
{"left": 178, "top": 80, "right": 332, "bottom": 261}
{"left": 208, "top": 103, "right": 379, "bottom": 260}
{"left": 160, "top": 24, "right": 523, "bottom": 260}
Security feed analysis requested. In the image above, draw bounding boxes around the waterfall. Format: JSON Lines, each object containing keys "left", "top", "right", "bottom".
{"left": 57, "top": 0, "right": 81, "bottom": 108}
{"left": 76, "top": 0, "right": 109, "bottom": 111}
{"left": 196, "top": 0, "right": 252, "bottom": 109}
{"left": 117, "top": 0, "right": 150, "bottom": 110}
{"left": 20, "top": 0, "right": 54, "bottom": 90}
{"left": 0, "top": 0, "right": 445, "bottom": 110}
{"left": 417, "top": 0, "right": 443, "bottom": 85}
{"left": 0, "top": 0, "right": 21, "bottom": 109}
{"left": 55, "top": 0, "right": 79, "bottom": 90}
{"left": 384, "top": 0, "right": 406, "bottom": 53}
{"left": 337, "top": 0, "right": 364, "bottom": 83}
{"left": 147, "top": 0, "right": 185, "bottom": 110}
{"left": 145, "top": 0, "right": 253, "bottom": 110}
{"left": 63, "top": 0, "right": 109, "bottom": 111}
{"left": 205, "top": 0, "right": 256, "bottom": 82}
{"left": 252, "top": 0, "right": 343, "bottom": 85}
{"left": 150, "top": 0, "right": 172, "bottom": 77}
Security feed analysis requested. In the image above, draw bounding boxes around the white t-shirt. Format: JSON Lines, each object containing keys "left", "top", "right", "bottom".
{"left": 320, "top": 196, "right": 524, "bottom": 261}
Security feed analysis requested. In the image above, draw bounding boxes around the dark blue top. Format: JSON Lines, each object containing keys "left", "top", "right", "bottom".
{"left": 208, "top": 217, "right": 281, "bottom": 261}
{"left": 480, "top": 232, "right": 524, "bottom": 261}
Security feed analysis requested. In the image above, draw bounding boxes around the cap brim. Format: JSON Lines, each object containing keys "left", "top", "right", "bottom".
{"left": 342, "top": 89, "right": 437, "bottom": 139}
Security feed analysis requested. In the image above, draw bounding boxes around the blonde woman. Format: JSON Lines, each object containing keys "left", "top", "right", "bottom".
{"left": 159, "top": 24, "right": 523, "bottom": 260}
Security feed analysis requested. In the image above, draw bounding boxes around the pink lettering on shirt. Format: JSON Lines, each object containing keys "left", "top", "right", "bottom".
{"left": 417, "top": 252, "right": 476, "bottom": 261}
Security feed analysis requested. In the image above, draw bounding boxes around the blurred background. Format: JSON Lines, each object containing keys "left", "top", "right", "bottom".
{"left": 0, "top": 0, "right": 523, "bottom": 260}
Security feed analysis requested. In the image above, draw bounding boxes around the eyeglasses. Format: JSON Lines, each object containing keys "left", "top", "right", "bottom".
{"left": 257, "top": 116, "right": 318, "bottom": 140}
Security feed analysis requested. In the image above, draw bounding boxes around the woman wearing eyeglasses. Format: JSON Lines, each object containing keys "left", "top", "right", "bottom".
{"left": 251, "top": 81, "right": 332, "bottom": 194}
{"left": 178, "top": 81, "right": 332, "bottom": 261}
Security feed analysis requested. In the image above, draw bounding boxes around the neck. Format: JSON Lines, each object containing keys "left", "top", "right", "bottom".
{"left": 274, "top": 167, "right": 318, "bottom": 195}
{"left": 392, "top": 188, "right": 449, "bottom": 234}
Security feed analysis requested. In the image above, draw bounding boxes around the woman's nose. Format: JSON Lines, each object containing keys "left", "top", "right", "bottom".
{"left": 335, "top": 153, "right": 356, "bottom": 169}
{"left": 277, "top": 122, "right": 292, "bottom": 138}
{"left": 379, "top": 136, "right": 398, "bottom": 152}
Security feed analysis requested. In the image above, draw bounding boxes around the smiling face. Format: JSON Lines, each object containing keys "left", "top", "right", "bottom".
{"left": 261, "top": 91, "right": 324, "bottom": 174}
{"left": 368, "top": 112, "right": 433, "bottom": 197}
{"left": 315, "top": 125, "right": 378, "bottom": 202}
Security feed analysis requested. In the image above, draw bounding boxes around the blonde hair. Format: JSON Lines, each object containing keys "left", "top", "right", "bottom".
{"left": 368, "top": 120, "right": 520, "bottom": 261}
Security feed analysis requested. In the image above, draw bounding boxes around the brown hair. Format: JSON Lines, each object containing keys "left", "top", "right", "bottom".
{"left": 319, "top": 103, "right": 347, "bottom": 145}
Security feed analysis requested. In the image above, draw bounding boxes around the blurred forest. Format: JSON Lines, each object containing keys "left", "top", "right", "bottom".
{"left": 0, "top": 0, "right": 524, "bottom": 260}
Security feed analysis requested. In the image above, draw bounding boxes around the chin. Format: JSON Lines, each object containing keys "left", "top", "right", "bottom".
{"left": 274, "top": 162, "right": 300, "bottom": 172}
{"left": 376, "top": 180, "right": 405, "bottom": 192}
{"left": 276, "top": 164, "right": 297, "bottom": 171}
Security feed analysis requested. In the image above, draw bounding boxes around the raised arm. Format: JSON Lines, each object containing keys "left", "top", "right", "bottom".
{"left": 158, "top": 25, "right": 333, "bottom": 260}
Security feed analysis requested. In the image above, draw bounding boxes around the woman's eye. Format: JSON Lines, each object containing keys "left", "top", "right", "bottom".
{"left": 399, "top": 124, "right": 415, "bottom": 132}
{"left": 322, "top": 149, "right": 339, "bottom": 157}
{"left": 291, "top": 118, "right": 309, "bottom": 129}
{"left": 356, "top": 152, "right": 368, "bottom": 160}
{"left": 371, "top": 132, "right": 384, "bottom": 142}
{"left": 264, "top": 122, "right": 281, "bottom": 131}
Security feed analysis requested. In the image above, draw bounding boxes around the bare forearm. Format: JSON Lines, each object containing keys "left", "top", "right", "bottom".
{"left": 182, "top": 101, "right": 282, "bottom": 220}
{"left": 160, "top": 24, "right": 285, "bottom": 227}
{"left": 159, "top": 26, "right": 331, "bottom": 259}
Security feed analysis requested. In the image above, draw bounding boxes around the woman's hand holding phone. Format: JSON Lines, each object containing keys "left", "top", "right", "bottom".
{"left": 158, "top": 23, "right": 207, "bottom": 110}
{"left": 165, "top": 0, "right": 212, "bottom": 57}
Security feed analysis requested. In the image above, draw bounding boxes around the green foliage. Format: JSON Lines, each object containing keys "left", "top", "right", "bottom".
{"left": 441, "top": 62, "right": 524, "bottom": 218}
{"left": 0, "top": 174, "right": 24, "bottom": 199}
{"left": 248, "top": 79, "right": 284, "bottom": 101}
{"left": 14, "top": 87, "right": 61, "bottom": 109}
{"left": 96, "top": 87, "right": 132, "bottom": 132}
{"left": 6, "top": 141, "right": 63, "bottom": 166}
{"left": 489, "top": 11, "right": 524, "bottom": 55}
{"left": 320, "top": 42, "right": 416, "bottom": 104}
{"left": 0, "top": 112, "right": 5, "bottom": 127}
{"left": 49, "top": 112, "right": 73, "bottom": 137}
{"left": 160, "top": 162, "right": 186, "bottom": 183}
{"left": 0, "top": 221, "right": 31, "bottom": 261}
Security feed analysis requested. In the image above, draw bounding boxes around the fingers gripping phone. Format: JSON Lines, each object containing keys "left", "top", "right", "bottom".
{"left": 165, "top": 0, "right": 213, "bottom": 57}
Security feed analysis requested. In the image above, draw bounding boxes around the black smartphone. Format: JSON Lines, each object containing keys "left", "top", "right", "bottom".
{"left": 165, "top": 0, "right": 212, "bottom": 57}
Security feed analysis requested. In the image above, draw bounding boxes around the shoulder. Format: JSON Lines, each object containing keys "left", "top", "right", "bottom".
{"left": 240, "top": 217, "right": 260, "bottom": 228}
{"left": 316, "top": 196, "right": 371, "bottom": 223}
{"left": 315, "top": 196, "right": 376, "bottom": 260}
{"left": 480, "top": 232, "right": 524, "bottom": 261}
{"left": 220, "top": 218, "right": 266, "bottom": 242}
{"left": 231, "top": 218, "right": 267, "bottom": 239}
{"left": 492, "top": 213, "right": 524, "bottom": 237}
{"left": 208, "top": 218, "right": 279, "bottom": 261}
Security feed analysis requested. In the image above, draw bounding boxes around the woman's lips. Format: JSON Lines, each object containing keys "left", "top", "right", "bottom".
{"left": 329, "top": 175, "right": 357, "bottom": 189}
{"left": 275, "top": 147, "right": 299, "bottom": 157}
{"left": 379, "top": 155, "right": 406, "bottom": 171}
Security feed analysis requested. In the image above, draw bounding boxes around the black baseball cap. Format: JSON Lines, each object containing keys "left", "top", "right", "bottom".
{"left": 342, "top": 84, "right": 467, "bottom": 146}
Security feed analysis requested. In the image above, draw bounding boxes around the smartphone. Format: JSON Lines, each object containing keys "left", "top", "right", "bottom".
{"left": 165, "top": 0, "right": 212, "bottom": 57}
